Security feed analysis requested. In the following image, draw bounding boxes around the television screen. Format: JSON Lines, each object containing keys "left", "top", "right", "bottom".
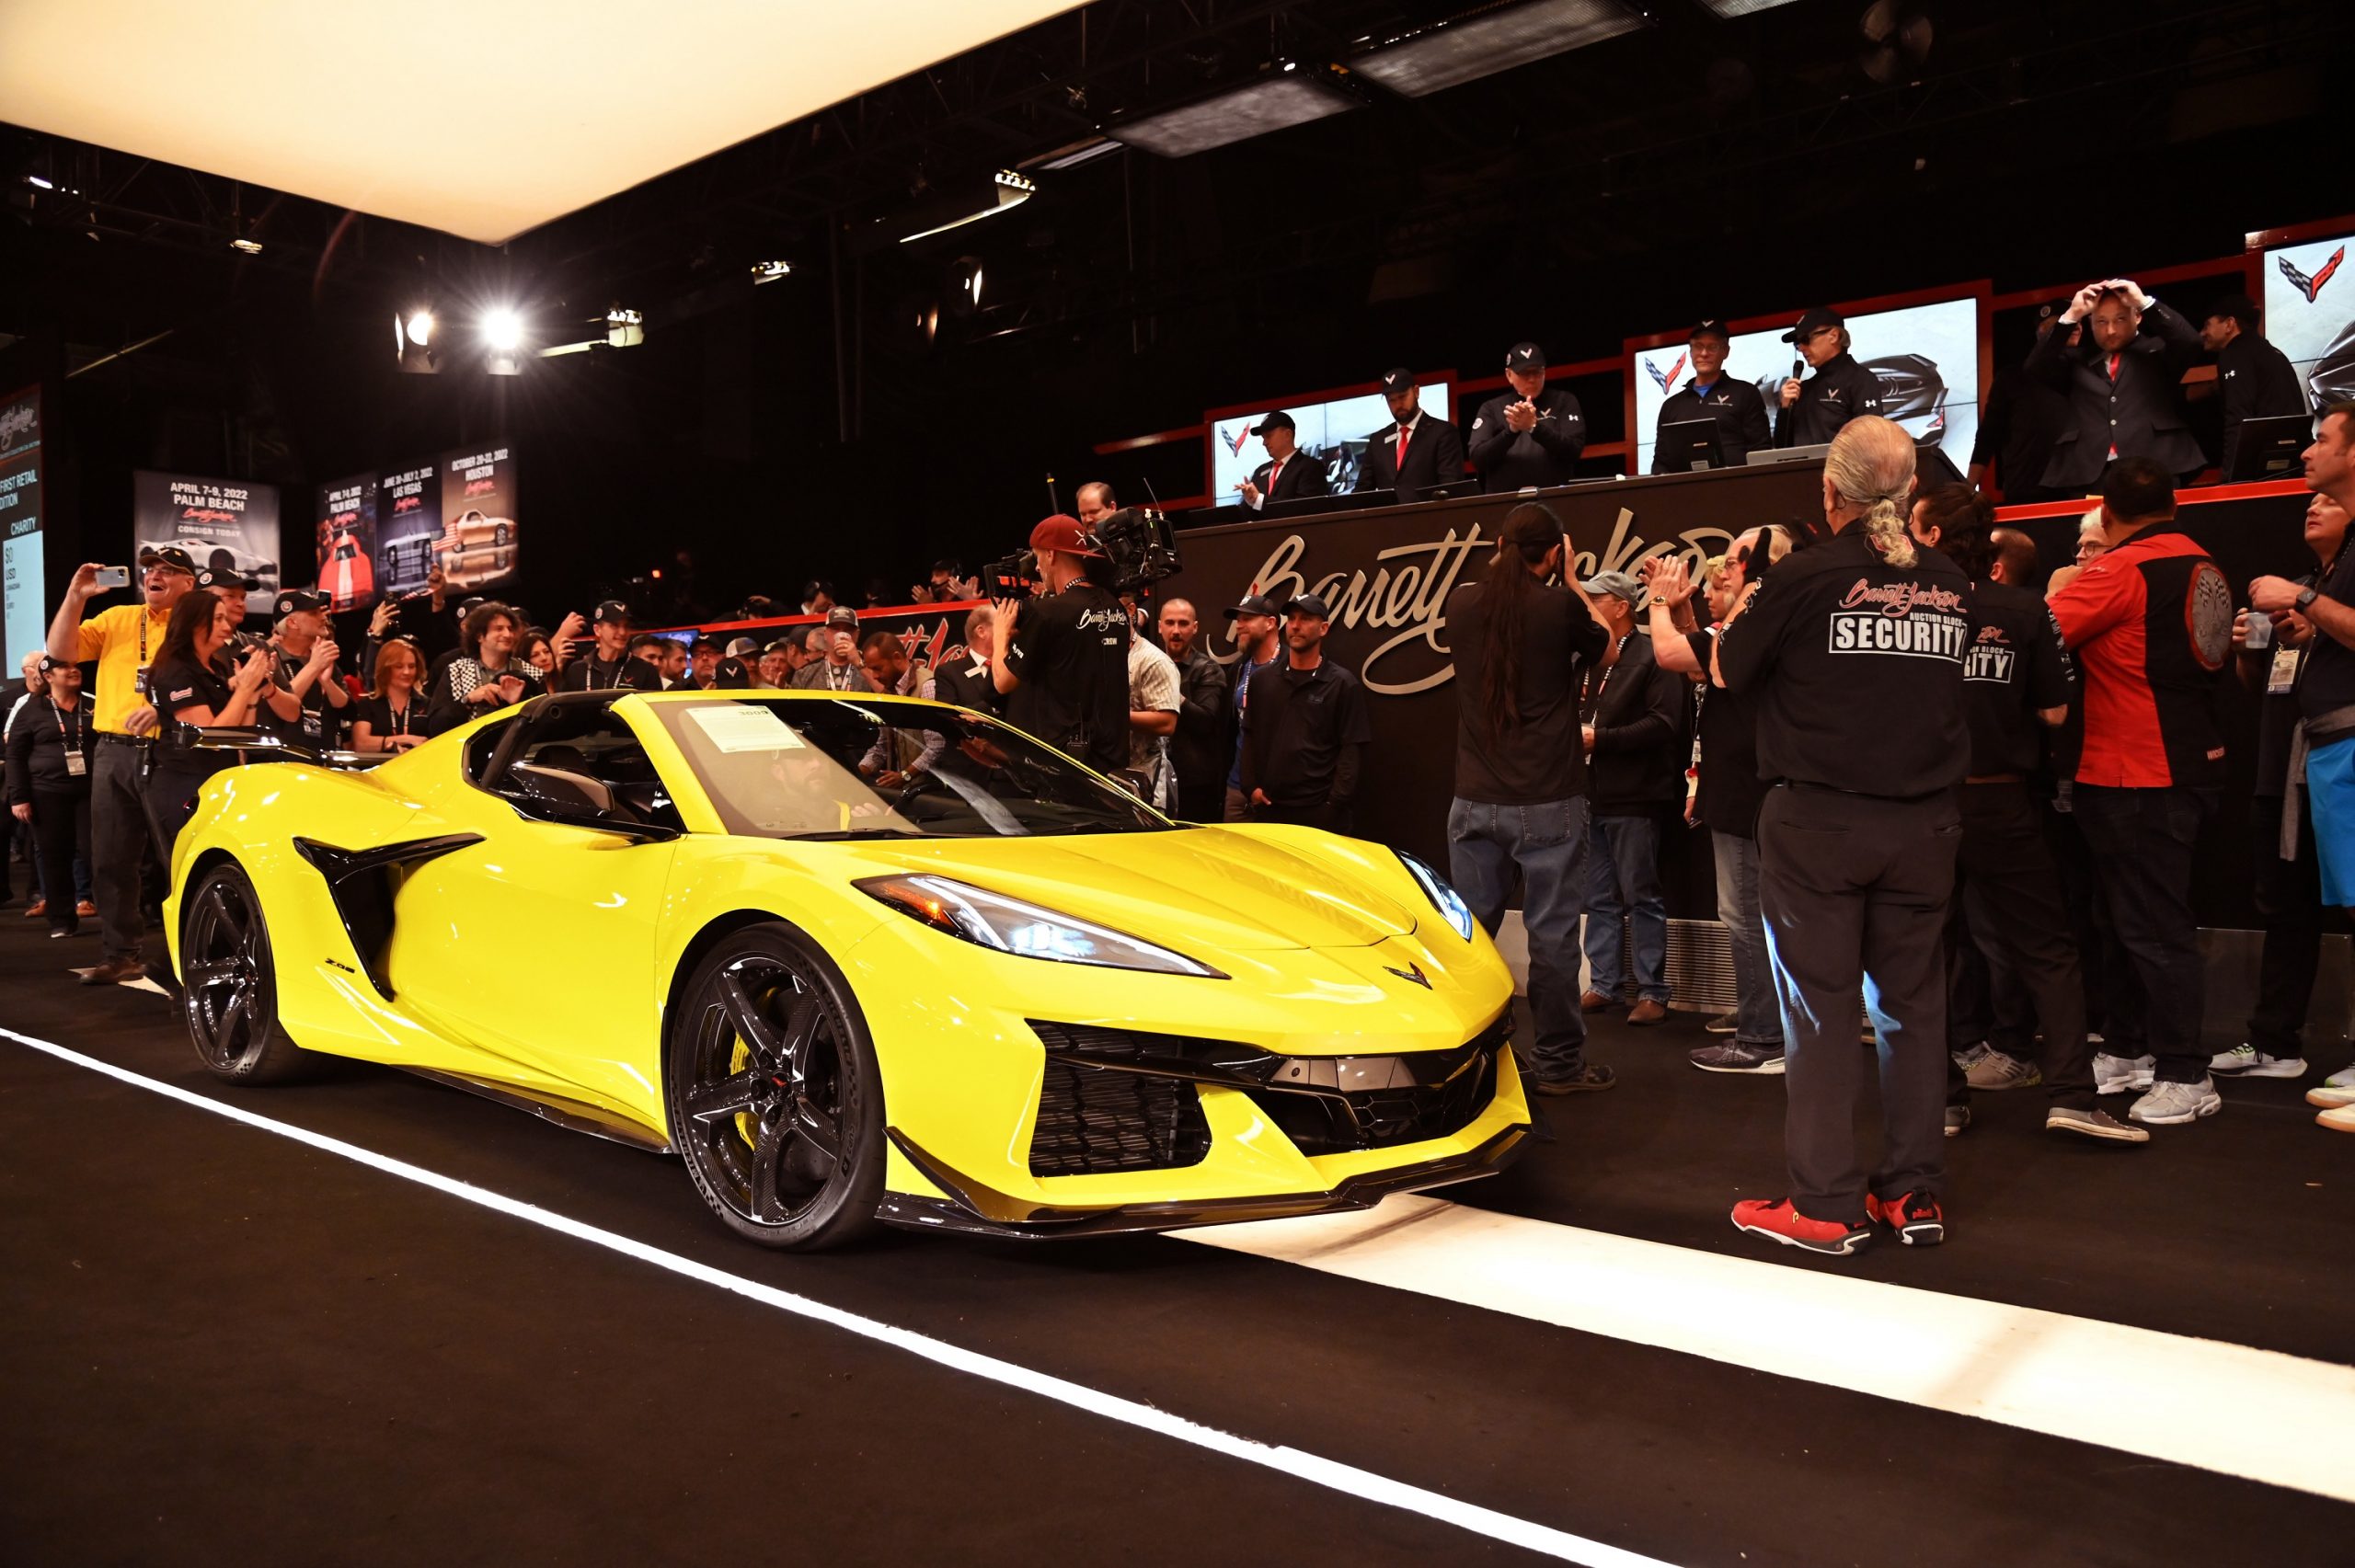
{"left": 2262, "top": 231, "right": 2354, "bottom": 413}
{"left": 1629, "top": 298, "right": 1981, "bottom": 474}
{"left": 1, "top": 385, "right": 41, "bottom": 663}
{"left": 1209, "top": 382, "right": 1452, "bottom": 503}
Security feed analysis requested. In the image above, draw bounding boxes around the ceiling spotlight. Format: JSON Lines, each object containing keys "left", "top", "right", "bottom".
{"left": 899, "top": 170, "right": 1034, "bottom": 245}
{"left": 750, "top": 259, "right": 794, "bottom": 284}
{"left": 395, "top": 309, "right": 439, "bottom": 373}
{"left": 482, "top": 309, "right": 523, "bottom": 353}
{"left": 404, "top": 311, "right": 436, "bottom": 347}
{"left": 606, "top": 307, "right": 644, "bottom": 349}
{"left": 25, "top": 175, "right": 53, "bottom": 190}
{"left": 229, "top": 236, "right": 263, "bottom": 256}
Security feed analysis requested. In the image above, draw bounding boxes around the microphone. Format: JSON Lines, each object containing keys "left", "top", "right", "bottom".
{"left": 1791, "top": 356, "right": 1805, "bottom": 383}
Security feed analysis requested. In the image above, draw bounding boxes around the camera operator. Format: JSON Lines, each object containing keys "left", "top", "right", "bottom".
{"left": 992, "top": 515, "right": 1132, "bottom": 774}
{"left": 260, "top": 589, "right": 352, "bottom": 752}
{"left": 557, "top": 601, "right": 661, "bottom": 692}
{"left": 1445, "top": 503, "right": 1614, "bottom": 1093}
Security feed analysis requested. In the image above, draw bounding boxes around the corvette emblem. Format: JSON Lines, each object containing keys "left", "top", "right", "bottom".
{"left": 2280, "top": 246, "right": 2346, "bottom": 304}
{"left": 1384, "top": 962, "right": 1431, "bottom": 989}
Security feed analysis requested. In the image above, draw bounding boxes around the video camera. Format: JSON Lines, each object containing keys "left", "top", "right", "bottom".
{"left": 980, "top": 508, "right": 1183, "bottom": 601}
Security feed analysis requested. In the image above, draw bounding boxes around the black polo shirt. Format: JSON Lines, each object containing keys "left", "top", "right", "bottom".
{"left": 1684, "top": 627, "right": 1767, "bottom": 837}
{"left": 2298, "top": 544, "right": 2355, "bottom": 734}
{"left": 1962, "top": 578, "right": 2074, "bottom": 776}
{"left": 1242, "top": 657, "right": 1372, "bottom": 807}
{"left": 1716, "top": 529, "right": 1970, "bottom": 798}
{"left": 1003, "top": 583, "right": 1132, "bottom": 773}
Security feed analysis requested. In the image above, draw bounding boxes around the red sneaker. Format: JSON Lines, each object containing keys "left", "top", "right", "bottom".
{"left": 1866, "top": 1191, "right": 1945, "bottom": 1246}
{"left": 1730, "top": 1197, "right": 1870, "bottom": 1256}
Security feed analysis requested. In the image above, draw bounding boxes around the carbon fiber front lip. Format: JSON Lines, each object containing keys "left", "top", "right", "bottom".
{"left": 873, "top": 1122, "right": 1528, "bottom": 1241}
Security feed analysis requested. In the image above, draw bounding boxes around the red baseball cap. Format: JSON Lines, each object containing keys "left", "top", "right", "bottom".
{"left": 1028, "top": 513, "right": 1103, "bottom": 557}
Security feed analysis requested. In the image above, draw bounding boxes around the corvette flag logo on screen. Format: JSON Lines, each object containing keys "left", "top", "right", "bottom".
{"left": 2280, "top": 245, "right": 2345, "bottom": 303}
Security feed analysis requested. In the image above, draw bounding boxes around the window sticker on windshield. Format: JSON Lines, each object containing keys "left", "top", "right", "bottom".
{"left": 686, "top": 704, "right": 805, "bottom": 753}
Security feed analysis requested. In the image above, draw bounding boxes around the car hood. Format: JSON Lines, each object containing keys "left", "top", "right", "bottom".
{"left": 804, "top": 827, "right": 1421, "bottom": 952}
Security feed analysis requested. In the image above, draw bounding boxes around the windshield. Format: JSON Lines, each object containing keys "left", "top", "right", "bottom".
{"left": 650, "top": 696, "right": 1177, "bottom": 841}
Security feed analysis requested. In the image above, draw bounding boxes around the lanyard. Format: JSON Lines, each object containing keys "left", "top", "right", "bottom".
{"left": 385, "top": 694, "right": 413, "bottom": 737}
{"left": 51, "top": 697, "right": 85, "bottom": 756}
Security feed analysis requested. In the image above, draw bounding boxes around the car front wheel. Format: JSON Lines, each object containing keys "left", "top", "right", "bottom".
{"left": 665, "top": 925, "right": 884, "bottom": 1250}
{"left": 181, "top": 862, "right": 313, "bottom": 1084}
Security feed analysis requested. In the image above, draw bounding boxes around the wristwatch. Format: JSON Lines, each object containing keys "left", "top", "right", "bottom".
{"left": 2296, "top": 586, "right": 2318, "bottom": 612}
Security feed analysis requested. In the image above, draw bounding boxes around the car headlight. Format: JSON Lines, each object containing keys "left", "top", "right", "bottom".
{"left": 1396, "top": 850, "right": 1476, "bottom": 942}
{"left": 855, "top": 875, "right": 1226, "bottom": 979}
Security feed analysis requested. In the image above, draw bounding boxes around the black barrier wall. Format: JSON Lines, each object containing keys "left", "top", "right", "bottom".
{"left": 1160, "top": 469, "right": 2318, "bottom": 929}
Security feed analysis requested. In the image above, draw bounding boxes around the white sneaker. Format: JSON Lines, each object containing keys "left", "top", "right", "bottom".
{"left": 2319, "top": 1104, "right": 2355, "bottom": 1134}
{"left": 2128, "top": 1077, "right": 2223, "bottom": 1126}
{"left": 1951, "top": 1041, "right": 1992, "bottom": 1072}
{"left": 2210, "top": 1045, "right": 2308, "bottom": 1079}
{"left": 2325, "top": 1066, "right": 2355, "bottom": 1090}
{"left": 2307, "top": 1083, "right": 2355, "bottom": 1109}
{"left": 2093, "top": 1051, "right": 2156, "bottom": 1095}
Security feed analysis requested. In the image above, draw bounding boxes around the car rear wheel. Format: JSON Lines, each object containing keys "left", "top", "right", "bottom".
{"left": 666, "top": 926, "right": 884, "bottom": 1250}
{"left": 181, "top": 862, "right": 313, "bottom": 1084}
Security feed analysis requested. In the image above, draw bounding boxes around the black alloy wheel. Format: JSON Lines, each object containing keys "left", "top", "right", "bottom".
{"left": 180, "top": 863, "right": 312, "bottom": 1083}
{"left": 666, "top": 926, "right": 884, "bottom": 1250}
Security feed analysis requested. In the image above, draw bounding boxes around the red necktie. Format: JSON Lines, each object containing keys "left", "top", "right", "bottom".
{"left": 1266, "top": 458, "right": 1283, "bottom": 496}
{"left": 2108, "top": 353, "right": 2121, "bottom": 459}
{"left": 2108, "top": 352, "right": 2120, "bottom": 381}
{"left": 1396, "top": 425, "right": 1411, "bottom": 469}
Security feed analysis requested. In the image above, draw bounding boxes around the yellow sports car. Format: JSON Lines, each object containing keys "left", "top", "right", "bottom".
{"left": 165, "top": 690, "right": 1528, "bottom": 1248}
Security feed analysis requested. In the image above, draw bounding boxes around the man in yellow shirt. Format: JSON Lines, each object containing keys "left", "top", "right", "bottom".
{"left": 46, "top": 545, "right": 198, "bottom": 983}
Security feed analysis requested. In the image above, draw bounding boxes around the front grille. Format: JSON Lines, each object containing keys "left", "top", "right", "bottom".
{"left": 1028, "top": 1059, "right": 1212, "bottom": 1177}
{"left": 1025, "top": 1014, "right": 1508, "bottom": 1164}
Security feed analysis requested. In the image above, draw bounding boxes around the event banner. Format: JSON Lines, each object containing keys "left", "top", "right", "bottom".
{"left": 374, "top": 463, "right": 442, "bottom": 599}
{"left": 0, "top": 384, "right": 42, "bottom": 661}
{"left": 132, "top": 470, "right": 281, "bottom": 619}
{"left": 2261, "top": 228, "right": 2354, "bottom": 412}
{"left": 436, "top": 443, "right": 519, "bottom": 595}
{"left": 315, "top": 472, "right": 377, "bottom": 612}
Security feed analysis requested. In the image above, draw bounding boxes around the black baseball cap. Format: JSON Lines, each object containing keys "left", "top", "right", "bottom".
{"left": 1506, "top": 342, "right": 1545, "bottom": 373}
{"left": 710, "top": 657, "right": 753, "bottom": 689}
{"left": 1248, "top": 410, "right": 1295, "bottom": 435}
{"left": 1690, "top": 318, "right": 1731, "bottom": 342}
{"left": 136, "top": 544, "right": 197, "bottom": 575}
{"left": 193, "top": 566, "right": 254, "bottom": 595}
{"left": 1285, "top": 591, "right": 1333, "bottom": 621}
{"left": 274, "top": 589, "right": 328, "bottom": 618}
{"left": 1378, "top": 367, "right": 1416, "bottom": 395}
{"left": 458, "top": 595, "right": 487, "bottom": 617}
{"left": 37, "top": 653, "right": 74, "bottom": 674}
{"left": 2207, "top": 292, "right": 2260, "bottom": 330}
{"left": 1782, "top": 307, "right": 1844, "bottom": 343}
{"left": 1223, "top": 593, "right": 1281, "bottom": 620}
{"left": 691, "top": 635, "right": 722, "bottom": 655}
{"left": 592, "top": 599, "right": 629, "bottom": 625}
{"left": 824, "top": 606, "right": 860, "bottom": 630}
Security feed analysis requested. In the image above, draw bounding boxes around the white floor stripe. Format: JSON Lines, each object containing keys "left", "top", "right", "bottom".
{"left": 1178, "top": 1196, "right": 2355, "bottom": 1504}
{"left": 0, "top": 1029, "right": 1674, "bottom": 1568}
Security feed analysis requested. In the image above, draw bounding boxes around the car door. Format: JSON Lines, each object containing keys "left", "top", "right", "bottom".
{"left": 386, "top": 697, "right": 682, "bottom": 1129}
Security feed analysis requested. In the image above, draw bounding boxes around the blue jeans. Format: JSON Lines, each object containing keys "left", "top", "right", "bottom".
{"left": 1447, "top": 795, "right": 1592, "bottom": 1080}
{"left": 1582, "top": 812, "right": 1669, "bottom": 1003}
{"left": 1713, "top": 829, "right": 1781, "bottom": 1047}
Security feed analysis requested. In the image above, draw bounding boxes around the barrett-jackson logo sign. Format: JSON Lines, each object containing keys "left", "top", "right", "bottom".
{"left": 1213, "top": 500, "right": 1775, "bottom": 694}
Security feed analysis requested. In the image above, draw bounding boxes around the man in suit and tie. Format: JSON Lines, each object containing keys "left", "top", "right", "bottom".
{"left": 1239, "top": 411, "right": 1330, "bottom": 511}
{"left": 1357, "top": 368, "right": 1466, "bottom": 502}
{"left": 2028, "top": 278, "right": 2205, "bottom": 491}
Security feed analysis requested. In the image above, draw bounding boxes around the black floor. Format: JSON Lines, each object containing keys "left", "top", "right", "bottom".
{"left": 4, "top": 908, "right": 2352, "bottom": 1568}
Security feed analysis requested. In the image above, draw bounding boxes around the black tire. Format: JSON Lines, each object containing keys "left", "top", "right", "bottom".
{"left": 664, "top": 924, "right": 885, "bottom": 1250}
{"left": 181, "top": 862, "right": 313, "bottom": 1084}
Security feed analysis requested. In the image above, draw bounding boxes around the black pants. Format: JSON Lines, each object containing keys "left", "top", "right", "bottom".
{"left": 91, "top": 737, "right": 153, "bottom": 962}
{"left": 29, "top": 786, "right": 94, "bottom": 936}
{"left": 2074, "top": 784, "right": 2218, "bottom": 1084}
{"left": 1947, "top": 782, "right": 2097, "bottom": 1110}
{"left": 2248, "top": 793, "right": 2324, "bottom": 1057}
{"left": 1759, "top": 785, "right": 1959, "bottom": 1224}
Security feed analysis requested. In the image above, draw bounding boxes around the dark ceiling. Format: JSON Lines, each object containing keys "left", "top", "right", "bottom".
{"left": 3, "top": 0, "right": 2350, "bottom": 617}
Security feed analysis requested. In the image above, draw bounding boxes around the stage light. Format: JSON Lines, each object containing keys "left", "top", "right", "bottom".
{"left": 229, "top": 236, "right": 263, "bottom": 255}
{"left": 1694, "top": 0, "right": 1803, "bottom": 14}
{"left": 404, "top": 311, "right": 436, "bottom": 347}
{"left": 898, "top": 170, "right": 1033, "bottom": 244}
{"left": 395, "top": 309, "right": 439, "bottom": 373}
{"left": 950, "top": 257, "right": 984, "bottom": 315}
{"left": 25, "top": 175, "right": 52, "bottom": 190}
{"left": 1350, "top": 0, "right": 1647, "bottom": 98}
{"left": 750, "top": 259, "right": 794, "bottom": 284}
{"left": 1108, "top": 69, "right": 1359, "bottom": 158}
{"left": 482, "top": 310, "right": 523, "bottom": 353}
{"left": 606, "top": 307, "right": 644, "bottom": 349}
